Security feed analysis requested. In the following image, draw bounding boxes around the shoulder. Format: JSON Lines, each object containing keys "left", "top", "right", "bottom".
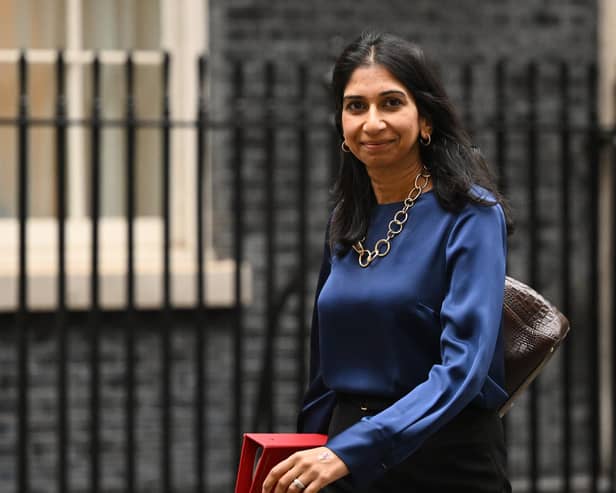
{"left": 446, "top": 186, "right": 506, "bottom": 239}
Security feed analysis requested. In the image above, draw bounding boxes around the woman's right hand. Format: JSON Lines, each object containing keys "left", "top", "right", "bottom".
{"left": 261, "top": 446, "right": 349, "bottom": 493}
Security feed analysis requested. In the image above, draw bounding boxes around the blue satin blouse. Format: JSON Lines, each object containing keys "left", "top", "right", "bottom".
{"left": 297, "top": 189, "right": 508, "bottom": 486}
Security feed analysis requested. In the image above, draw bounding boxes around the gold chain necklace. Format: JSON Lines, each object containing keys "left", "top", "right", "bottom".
{"left": 352, "top": 168, "right": 431, "bottom": 267}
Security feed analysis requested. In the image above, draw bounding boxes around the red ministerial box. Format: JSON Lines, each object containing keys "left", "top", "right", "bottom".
{"left": 234, "top": 433, "right": 328, "bottom": 493}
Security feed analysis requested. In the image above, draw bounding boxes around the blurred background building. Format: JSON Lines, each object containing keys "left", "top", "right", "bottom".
{"left": 0, "top": 0, "right": 614, "bottom": 492}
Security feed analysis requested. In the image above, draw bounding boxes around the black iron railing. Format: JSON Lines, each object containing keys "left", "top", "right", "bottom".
{"left": 0, "top": 50, "right": 613, "bottom": 493}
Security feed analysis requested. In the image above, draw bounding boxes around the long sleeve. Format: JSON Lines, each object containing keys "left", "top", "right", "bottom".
{"left": 297, "top": 230, "right": 336, "bottom": 433}
{"left": 324, "top": 202, "right": 508, "bottom": 486}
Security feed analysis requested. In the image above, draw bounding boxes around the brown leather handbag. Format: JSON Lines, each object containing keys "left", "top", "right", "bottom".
{"left": 498, "top": 276, "right": 571, "bottom": 416}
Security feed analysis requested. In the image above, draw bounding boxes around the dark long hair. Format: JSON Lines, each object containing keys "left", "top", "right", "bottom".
{"left": 329, "top": 32, "right": 513, "bottom": 253}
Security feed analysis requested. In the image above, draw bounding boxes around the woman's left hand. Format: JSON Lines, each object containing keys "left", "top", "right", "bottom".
{"left": 261, "top": 446, "right": 349, "bottom": 493}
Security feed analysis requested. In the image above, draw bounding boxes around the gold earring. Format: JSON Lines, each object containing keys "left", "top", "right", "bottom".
{"left": 341, "top": 141, "right": 351, "bottom": 153}
{"left": 419, "top": 134, "right": 431, "bottom": 146}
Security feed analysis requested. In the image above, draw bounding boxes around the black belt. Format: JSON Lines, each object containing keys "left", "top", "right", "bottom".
{"left": 332, "top": 392, "right": 502, "bottom": 447}
{"left": 335, "top": 392, "right": 400, "bottom": 414}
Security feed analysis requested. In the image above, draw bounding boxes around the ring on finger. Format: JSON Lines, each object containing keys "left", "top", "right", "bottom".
{"left": 291, "top": 478, "right": 306, "bottom": 490}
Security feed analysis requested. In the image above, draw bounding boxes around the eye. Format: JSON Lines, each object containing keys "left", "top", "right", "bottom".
{"left": 344, "top": 100, "right": 365, "bottom": 112}
{"left": 383, "top": 97, "right": 403, "bottom": 108}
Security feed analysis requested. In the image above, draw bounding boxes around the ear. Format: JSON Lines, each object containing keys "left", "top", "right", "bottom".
{"left": 419, "top": 116, "right": 432, "bottom": 137}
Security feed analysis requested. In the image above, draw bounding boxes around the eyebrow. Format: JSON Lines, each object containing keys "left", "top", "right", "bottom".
{"left": 343, "top": 90, "right": 407, "bottom": 100}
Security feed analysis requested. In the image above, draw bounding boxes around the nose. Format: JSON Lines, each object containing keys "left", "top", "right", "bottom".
{"left": 363, "top": 106, "right": 386, "bottom": 133}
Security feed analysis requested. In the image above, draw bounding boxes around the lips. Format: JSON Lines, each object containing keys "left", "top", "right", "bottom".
{"left": 361, "top": 140, "right": 395, "bottom": 150}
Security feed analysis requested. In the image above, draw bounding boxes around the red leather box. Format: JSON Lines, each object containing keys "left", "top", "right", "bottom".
{"left": 234, "top": 433, "right": 328, "bottom": 493}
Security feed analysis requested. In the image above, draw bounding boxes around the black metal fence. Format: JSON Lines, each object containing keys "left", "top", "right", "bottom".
{"left": 0, "top": 51, "right": 614, "bottom": 493}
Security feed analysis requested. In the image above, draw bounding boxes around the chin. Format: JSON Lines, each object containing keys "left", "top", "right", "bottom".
{"left": 362, "top": 157, "right": 396, "bottom": 168}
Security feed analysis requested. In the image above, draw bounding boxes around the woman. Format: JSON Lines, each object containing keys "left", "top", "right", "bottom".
{"left": 262, "top": 32, "right": 513, "bottom": 493}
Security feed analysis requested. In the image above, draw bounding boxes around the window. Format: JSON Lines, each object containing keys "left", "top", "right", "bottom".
{"left": 0, "top": 0, "right": 249, "bottom": 310}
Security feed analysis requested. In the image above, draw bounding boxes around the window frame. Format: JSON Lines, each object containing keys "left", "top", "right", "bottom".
{"left": 0, "top": 0, "right": 250, "bottom": 311}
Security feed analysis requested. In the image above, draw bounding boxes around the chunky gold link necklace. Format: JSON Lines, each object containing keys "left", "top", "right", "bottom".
{"left": 352, "top": 167, "right": 431, "bottom": 267}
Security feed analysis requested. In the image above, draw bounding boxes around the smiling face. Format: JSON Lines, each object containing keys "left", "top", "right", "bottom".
{"left": 341, "top": 64, "right": 431, "bottom": 172}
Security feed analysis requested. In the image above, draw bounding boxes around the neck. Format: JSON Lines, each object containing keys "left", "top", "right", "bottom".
{"left": 366, "top": 161, "right": 430, "bottom": 204}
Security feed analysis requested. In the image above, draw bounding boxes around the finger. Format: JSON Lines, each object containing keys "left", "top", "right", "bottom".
{"left": 304, "top": 471, "right": 335, "bottom": 493}
{"left": 304, "top": 479, "right": 325, "bottom": 493}
{"left": 268, "top": 457, "right": 295, "bottom": 479}
{"left": 273, "top": 472, "right": 295, "bottom": 493}
{"left": 301, "top": 465, "right": 339, "bottom": 493}
{"left": 262, "top": 460, "right": 294, "bottom": 492}
{"left": 278, "top": 465, "right": 321, "bottom": 493}
{"left": 278, "top": 475, "right": 309, "bottom": 493}
{"left": 289, "top": 476, "right": 309, "bottom": 492}
{"left": 273, "top": 465, "right": 306, "bottom": 493}
{"left": 262, "top": 468, "right": 280, "bottom": 492}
